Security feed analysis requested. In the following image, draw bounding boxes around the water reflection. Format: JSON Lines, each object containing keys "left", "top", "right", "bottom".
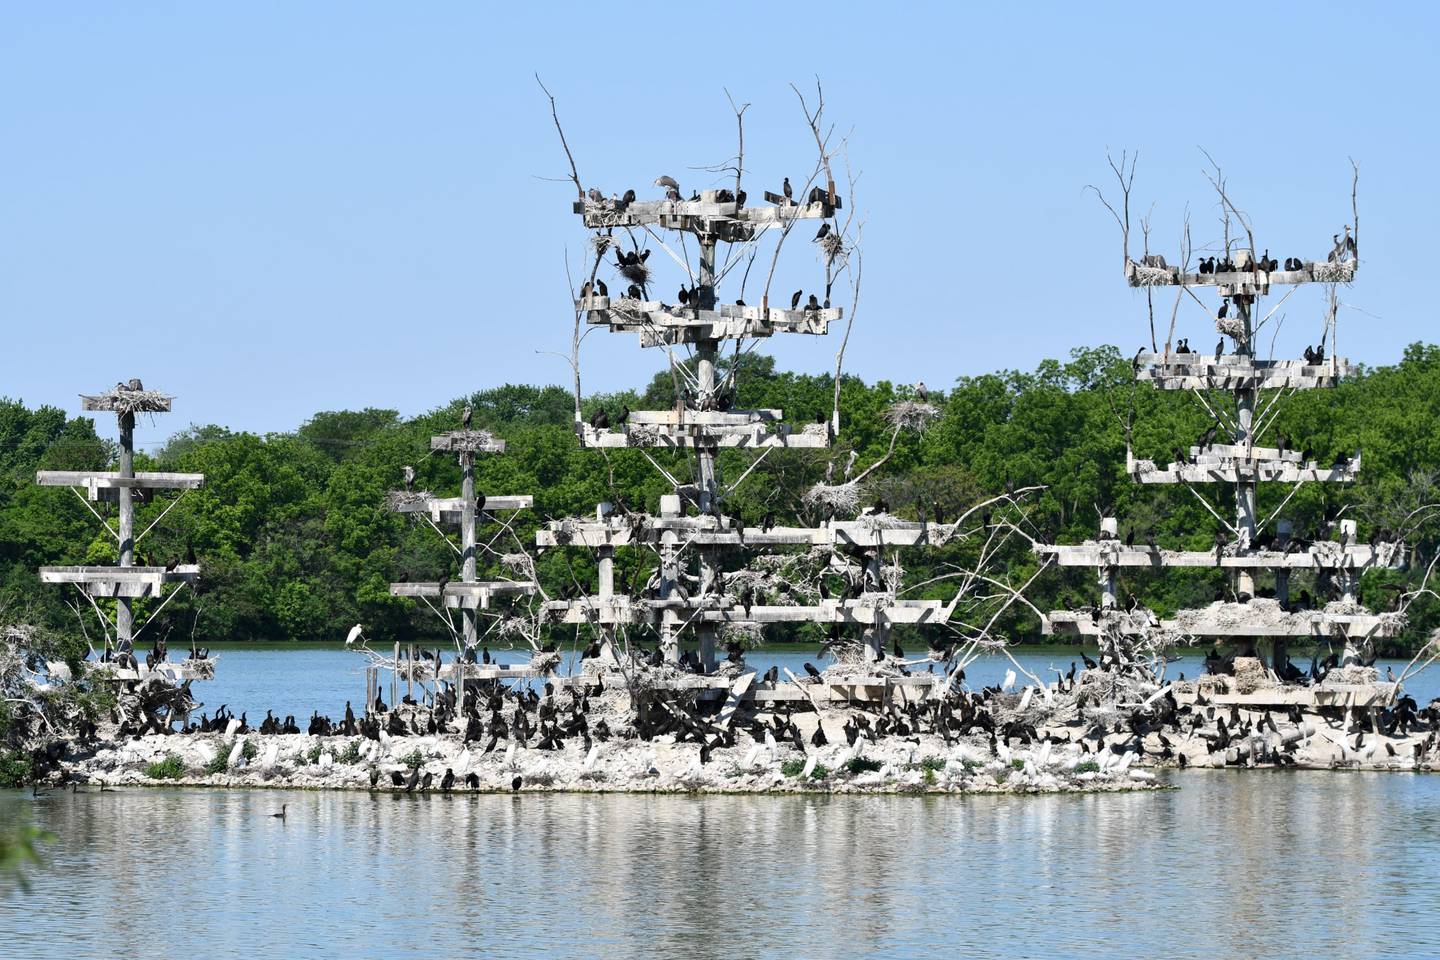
{"left": 5, "top": 773, "right": 1440, "bottom": 959}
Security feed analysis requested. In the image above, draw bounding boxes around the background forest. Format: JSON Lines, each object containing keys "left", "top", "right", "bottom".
{"left": 3, "top": 342, "right": 1437, "bottom": 652}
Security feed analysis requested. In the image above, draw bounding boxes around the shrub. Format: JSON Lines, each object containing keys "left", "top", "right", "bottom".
{"left": 0, "top": 750, "right": 32, "bottom": 788}
{"left": 242, "top": 740, "right": 258, "bottom": 761}
{"left": 781, "top": 759, "right": 829, "bottom": 781}
{"left": 400, "top": 749, "right": 425, "bottom": 770}
{"left": 844, "top": 756, "right": 884, "bottom": 775}
{"left": 304, "top": 744, "right": 324, "bottom": 765}
{"left": 338, "top": 740, "right": 363, "bottom": 765}
{"left": 1011, "top": 758, "right": 1026, "bottom": 770}
{"left": 144, "top": 754, "right": 186, "bottom": 780}
{"left": 203, "top": 753, "right": 229, "bottom": 775}
{"left": 1073, "top": 759, "right": 1100, "bottom": 774}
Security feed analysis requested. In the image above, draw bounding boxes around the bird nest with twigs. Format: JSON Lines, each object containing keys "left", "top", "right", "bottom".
{"left": 618, "top": 261, "right": 651, "bottom": 288}
{"left": 385, "top": 490, "right": 434, "bottom": 511}
{"left": 82, "top": 387, "right": 172, "bottom": 416}
{"left": 1214, "top": 316, "right": 1247, "bottom": 342}
{"left": 440, "top": 430, "right": 503, "bottom": 453}
{"left": 820, "top": 232, "right": 844, "bottom": 261}
{"left": 804, "top": 482, "right": 861, "bottom": 515}
{"left": 1128, "top": 264, "right": 1176, "bottom": 286}
{"left": 1311, "top": 259, "right": 1357, "bottom": 283}
{"left": 885, "top": 401, "right": 941, "bottom": 433}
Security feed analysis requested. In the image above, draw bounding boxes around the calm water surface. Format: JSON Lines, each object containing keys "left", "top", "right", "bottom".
{"left": 4, "top": 772, "right": 1440, "bottom": 959}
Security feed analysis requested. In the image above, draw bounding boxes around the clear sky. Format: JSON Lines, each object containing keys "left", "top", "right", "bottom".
{"left": 3, "top": 2, "right": 1436, "bottom": 445}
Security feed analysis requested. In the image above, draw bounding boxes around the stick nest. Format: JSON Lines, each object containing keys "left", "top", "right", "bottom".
{"left": 1311, "top": 260, "right": 1356, "bottom": 283}
{"left": 385, "top": 490, "right": 434, "bottom": 510}
{"left": 884, "top": 401, "right": 941, "bottom": 433}
{"left": 619, "top": 262, "right": 651, "bottom": 287}
{"left": 804, "top": 482, "right": 860, "bottom": 514}
{"left": 82, "top": 388, "right": 172, "bottom": 416}
{"left": 434, "top": 430, "right": 503, "bottom": 453}
{"left": 1129, "top": 264, "right": 1177, "bottom": 286}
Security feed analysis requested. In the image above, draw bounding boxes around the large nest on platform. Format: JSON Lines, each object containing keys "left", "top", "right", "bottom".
{"left": 1312, "top": 260, "right": 1356, "bottom": 283}
{"left": 385, "top": 490, "right": 433, "bottom": 510}
{"left": 884, "top": 401, "right": 941, "bottom": 433}
{"left": 622, "top": 423, "right": 665, "bottom": 447}
{"left": 437, "top": 430, "right": 503, "bottom": 453}
{"left": 1129, "top": 264, "right": 1176, "bottom": 286}
{"left": 804, "top": 482, "right": 860, "bottom": 514}
{"left": 81, "top": 387, "right": 172, "bottom": 417}
{"left": 820, "top": 231, "right": 844, "bottom": 261}
{"left": 857, "top": 511, "right": 908, "bottom": 533}
{"left": 610, "top": 297, "right": 650, "bottom": 321}
{"left": 718, "top": 621, "right": 765, "bottom": 649}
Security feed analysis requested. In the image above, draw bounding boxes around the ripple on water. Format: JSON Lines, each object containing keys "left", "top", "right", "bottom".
{"left": 4, "top": 773, "right": 1440, "bottom": 959}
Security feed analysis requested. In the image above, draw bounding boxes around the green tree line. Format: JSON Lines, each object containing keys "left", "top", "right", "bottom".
{"left": 3, "top": 343, "right": 1438, "bottom": 651}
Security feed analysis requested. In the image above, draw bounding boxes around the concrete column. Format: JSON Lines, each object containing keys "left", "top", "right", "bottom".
{"left": 116, "top": 411, "right": 135, "bottom": 652}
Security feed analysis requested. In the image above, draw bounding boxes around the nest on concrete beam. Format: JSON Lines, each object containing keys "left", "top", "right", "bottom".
{"left": 804, "top": 482, "right": 860, "bottom": 515}
{"left": 81, "top": 387, "right": 173, "bottom": 417}
{"left": 385, "top": 490, "right": 434, "bottom": 511}
{"left": 1311, "top": 259, "right": 1356, "bottom": 283}
{"left": 820, "top": 232, "right": 844, "bottom": 261}
{"left": 439, "top": 429, "right": 503, "bottom": 453}
{"left": 1129, "top": 264, "right": 1176, "bottom": 286}
{"left": 884, "top": 401, "right": 941, "bottom": 433}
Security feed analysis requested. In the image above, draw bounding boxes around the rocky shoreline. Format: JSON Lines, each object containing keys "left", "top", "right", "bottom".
{"left": 52, "top": 729, "right": 1163, "bottom": 796}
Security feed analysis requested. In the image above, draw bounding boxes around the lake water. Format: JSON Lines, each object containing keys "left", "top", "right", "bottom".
{"left": 5, "top": 771, "right": 1440, "bottom": 959}
{"left": 163, "top": 645, "right": 1440, "bottom": 724}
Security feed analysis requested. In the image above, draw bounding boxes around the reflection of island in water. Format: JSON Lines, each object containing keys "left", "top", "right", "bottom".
{"left": 3, "top": 774, "right": 1433, "bottom": 959}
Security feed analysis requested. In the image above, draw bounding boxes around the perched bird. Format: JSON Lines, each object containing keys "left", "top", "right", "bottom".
{"left": 621, "top": 188, "right": 636, "bottom": 204}
{"left": 462, "top": 403, "right": 473, "bottom": 429}
{"left": 782, "top": 177, "right": 793, "bottom": 202}
{"left": 914, "top": 381, "right": 928, "bottom": 402}
{"left": 814, "top": 222, "right": 831, "bottom": 241}
{"left": 678, "top": 285, "right": 689, "bottom": 305}
{"left": 345, "top": 624, "right": 364, "bottom": 648}
{"left": 590, "top": 408, "right": 610, "bottom": 430}
{"left": 587, "top": 187, "right": 604, "bottom": 204}
{"left": 790, "top": 290, "right": 803, "bottom": 310}
{"left": 402, "top": 465, "right": 416, "bottom": 491}
{"left": 654, "top": 175, "right": 680, "bottom": 191}
{"left": 596, "top": 279, "right": 608, "bottom": 297}
{"left": 1215, "top": 338, "right": 1225, "bottom": 360}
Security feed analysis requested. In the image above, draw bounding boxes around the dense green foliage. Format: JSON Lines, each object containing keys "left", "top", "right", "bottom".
{"left": 3, "top": 343, "right": 1439, "bottom": 650}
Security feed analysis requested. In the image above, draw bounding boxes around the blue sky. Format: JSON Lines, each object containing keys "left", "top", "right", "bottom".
{"left": 2, "top": 2, "right": 1435, "bottom": 443}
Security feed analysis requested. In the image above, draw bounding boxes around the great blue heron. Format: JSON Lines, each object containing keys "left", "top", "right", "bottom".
{"left": 402, "top": 465, "right": 415, "bottom": 490}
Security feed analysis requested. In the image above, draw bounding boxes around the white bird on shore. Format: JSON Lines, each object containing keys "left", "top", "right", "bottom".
{"left": 1001, "top": 669, "right": 1017, "bottom": 692}
{"left": 801, "top": 755, "right": 818, "bottom": 779}
{"left": 345, "top": 624, "right": 364, "bottom": 648}
{"left": 227, "top": 738, "right": 245, "bottom": 767}
{"left": 504, "top": 742, "right": 517, "bottom": 769}
{"left": 743, "top": 744, "right": 762, "bottom": 769}
{"left": 581, "top": 744, "right": 599, "bottom": 773}
{"left": 1018, "top": 686, "right": 1034, "bottom": 712}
